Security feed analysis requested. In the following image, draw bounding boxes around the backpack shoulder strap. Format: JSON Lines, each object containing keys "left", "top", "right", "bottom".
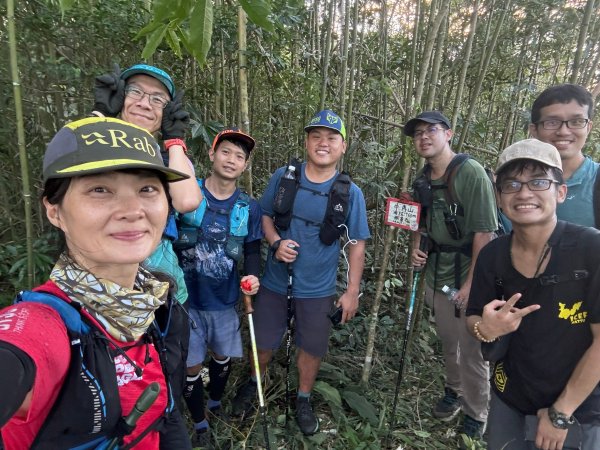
{"left": 444, "top": 153, "right": 470, "bottom": 205}
{"left": 318, "top": 171, "right": 352, "bottom": 245}
{"left": 593, "top": 169, "right": 600, "bottom": 229}
{"left": 291, "top": 157, "right": 302, "bottom": 182}
{"left": 18, "top": 290, "right": 89, "bottom": 335}
{"left": 238, "top": 191, "right": 250, "bottom": 204}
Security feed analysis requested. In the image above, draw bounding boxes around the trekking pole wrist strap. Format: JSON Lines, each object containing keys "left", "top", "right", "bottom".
{"left": 271, "top": 239, "right": 282, "bottom": 259}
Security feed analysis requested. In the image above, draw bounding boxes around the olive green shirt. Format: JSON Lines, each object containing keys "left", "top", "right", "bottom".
{"left": 420, "top": 158, "right": 498, "bottom": 290}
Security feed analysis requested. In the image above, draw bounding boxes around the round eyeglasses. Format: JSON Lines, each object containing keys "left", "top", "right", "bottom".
{"left": 124, "top": 85, "right": 169, "bottom": 109}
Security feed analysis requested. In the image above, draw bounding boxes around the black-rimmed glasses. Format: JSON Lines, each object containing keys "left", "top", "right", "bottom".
{"left": 536, "top": 118, "right": 589, "bottom": 130}
{"left": 497, "top": 178, "right": 559, "bottom": 194}
{"left": 124, "top": 85, "right": 169, "bottom": 109}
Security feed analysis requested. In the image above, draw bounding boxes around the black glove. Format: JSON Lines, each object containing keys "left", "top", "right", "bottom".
{"left": 161, "top": 90, "right": 190, "bottom": 140}
{"left": 93, "top": 63, "right": 125, "bottom": 117}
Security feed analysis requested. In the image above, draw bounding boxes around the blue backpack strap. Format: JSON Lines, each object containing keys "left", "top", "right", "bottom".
{"left": 229, "top": 190, "right": 250, "bottom": 237}
{"left": 178, "top": 179, "right": 207, "bottom": 228}
{"left": 17, "top": 290, "right": 90, "bottom": 335}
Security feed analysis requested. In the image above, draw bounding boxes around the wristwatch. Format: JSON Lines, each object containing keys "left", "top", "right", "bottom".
{"left": 548, "top": 405, "right": 575, "bottom": 429}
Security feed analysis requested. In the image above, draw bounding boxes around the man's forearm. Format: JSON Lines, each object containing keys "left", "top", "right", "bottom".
{"left": 346, "top": 240, "right": 366, "bottom": 294}
{"left": 465, "top": 231, "right": 495, "bottom": 288}
{"left": 553, "top": 324, "right": 600, "bottom": 416}
{"left": 261, "top": 215, "right": 280, "bottom": 246}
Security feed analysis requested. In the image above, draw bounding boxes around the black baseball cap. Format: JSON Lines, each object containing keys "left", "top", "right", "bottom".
{"left": 403, "top": 111, "right": 451, "bottom": 137}
{"left": 43, "top": 117, "right": 189, "bottom": 182}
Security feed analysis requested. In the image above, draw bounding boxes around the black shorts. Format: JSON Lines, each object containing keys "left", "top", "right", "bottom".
{"left": 252, "top": 286, "right": 335, "bottom": 358}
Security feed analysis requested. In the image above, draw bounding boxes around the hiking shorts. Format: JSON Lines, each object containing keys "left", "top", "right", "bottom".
{"left": 186, "top": 307, "right": 242, "bottom": 367}
{"left": 252, "top": 286, "right": 335, "bottom": 358}
{"left": 487, "top": 391, "right": 600, "bottom": 450}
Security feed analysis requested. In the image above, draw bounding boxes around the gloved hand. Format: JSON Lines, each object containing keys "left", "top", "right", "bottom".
{"left": 161, "top": 90, "right": 190, "bottom": 140}
{"left": 93, "top": 63, "right": 125, "bottom": 117}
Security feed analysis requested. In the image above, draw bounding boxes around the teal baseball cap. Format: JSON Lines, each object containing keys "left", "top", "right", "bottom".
{"left": 304, "top": 109, "right": 347, "bottom": 140}
{"left": 121, "top": 64, "right": 176, "bottom": 98}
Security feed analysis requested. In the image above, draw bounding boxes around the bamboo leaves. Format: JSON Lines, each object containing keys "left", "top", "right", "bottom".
{"left": 134, "top": 0, "right": 274, "bottom": 66}
{"left": 239, "top": 0, "right": 275, "bottom": 32}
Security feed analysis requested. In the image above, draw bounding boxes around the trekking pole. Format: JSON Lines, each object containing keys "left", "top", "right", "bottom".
{"left": 242, "top": 291, "right": 271, "bottom": 450}
{"left": 385, "top": 232, "right": 429, "bottom": 448}
{"left": 106, "top": 382, "right": 161, "bottom": 450}
{"left": 285, "top": 246, "right": 296, "bottom": 427}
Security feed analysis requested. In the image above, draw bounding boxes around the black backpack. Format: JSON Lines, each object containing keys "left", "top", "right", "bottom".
{"left": 17, "top": 290, "right": 173, "bottom": 450}
{"left": 593, "top": 171, "right": 600, "bottom": 229}
{"left": 272, "top": 158, "right": 352, "bottom": 245}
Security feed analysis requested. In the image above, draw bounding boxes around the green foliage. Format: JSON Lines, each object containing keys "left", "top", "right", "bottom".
{"left": 239, "top": 0, "right": 274, "bottom": 32}
{"left": 135, "top": 0, "right": 275, "bottom": 65}
{"left": 185, "top": 0, "right": 214, "bottom": 64}
{"left": 0, "top": 233, "right": 58, "bottom": 306}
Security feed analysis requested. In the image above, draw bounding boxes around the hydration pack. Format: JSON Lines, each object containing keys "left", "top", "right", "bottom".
{"left": 17, "top": 287, "right": 173, "bottom": 450}
{"left": 272, "top": 158, "right": 351, "bottom": 245}
{"left": 174, "top": 179, "right": 250, "bottom": 261}
{"left": 412, "top": 153, "right": 470, "bottom": 239}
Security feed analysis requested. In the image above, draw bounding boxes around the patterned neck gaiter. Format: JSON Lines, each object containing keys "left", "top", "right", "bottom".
{"left": 50, "top": 253, "right": 168, "bottom": 342}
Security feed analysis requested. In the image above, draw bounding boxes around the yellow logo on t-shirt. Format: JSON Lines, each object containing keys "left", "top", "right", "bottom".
{"left": 558, "top": 301, "right": 587, "bottom": 324}
{"left": 493, "top": 362, "right": 508, "bottom": 392}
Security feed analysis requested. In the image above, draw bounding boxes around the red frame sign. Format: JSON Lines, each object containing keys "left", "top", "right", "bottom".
{"left": 384, "top": 197, "right": 421, "bottom": 230}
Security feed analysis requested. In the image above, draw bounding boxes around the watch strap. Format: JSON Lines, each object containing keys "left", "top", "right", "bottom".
{"left": 548, "top": 405, "right": 575, "bottom": 429}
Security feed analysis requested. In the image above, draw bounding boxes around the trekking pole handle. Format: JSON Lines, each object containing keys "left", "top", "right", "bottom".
{"left": 241, "top": 279, "right": 254, "bottom": 314}
{"left": 243, "top": 294, "right": 253, "bottom": 314}
{"left": 414, "top": 232, "right": 429, "bottom": 273}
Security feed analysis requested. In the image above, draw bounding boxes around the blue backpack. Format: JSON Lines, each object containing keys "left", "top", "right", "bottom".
{"left": 174, "top": 179, "right": 250, "bottom": 261}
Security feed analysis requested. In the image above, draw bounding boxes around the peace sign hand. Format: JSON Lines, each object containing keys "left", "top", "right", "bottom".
{"left": 480, "top": 293, "right": 540, "bottom": 340}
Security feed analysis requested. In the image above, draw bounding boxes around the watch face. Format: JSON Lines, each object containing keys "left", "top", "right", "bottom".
{"left": 549, "top": 407, "right": 571, "bottom": 429}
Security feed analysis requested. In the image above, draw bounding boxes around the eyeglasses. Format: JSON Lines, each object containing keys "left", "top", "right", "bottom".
{"left": 536, "top": 118, "right": 589, "bottom": 130}
{"left": 497, "top": 178, "right": 559, "bottom": 194}
{"left": 413, "top": 126, "right": 443, "bottom": 139}
{"left": 124, "top": 85, "right": 169, "bottom": 109}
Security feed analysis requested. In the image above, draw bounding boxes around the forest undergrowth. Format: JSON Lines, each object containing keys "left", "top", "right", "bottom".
{"left": 195, "top": 289, "right": 487, "bottom": 450}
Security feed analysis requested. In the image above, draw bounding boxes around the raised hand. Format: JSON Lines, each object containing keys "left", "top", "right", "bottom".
{"left": 480, "top": 293, "right": 540, "bottom": 340}
{"left": 93, "top": 63, "right": 125, "bottom": 117}
{"left": 161, "top": 90, "right": 190, "bottom": 140}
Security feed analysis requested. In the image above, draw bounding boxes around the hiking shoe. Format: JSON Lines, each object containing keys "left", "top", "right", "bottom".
{"left": 231, "top": 380, "right": 257, "bottom": 418}
{"left": 191, "top": 428, "right": 213, "bottom": 449}
{"left": 432, "top": 387, "right": 461, "bottom": 420}
{"left": 296, "top": 396, "right": 319, "bottom": 435}
{"left": 461, "top": 414, "right": 486, "bottom": 439}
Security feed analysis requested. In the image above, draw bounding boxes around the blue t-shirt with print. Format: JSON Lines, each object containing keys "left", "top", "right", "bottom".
{"left": 557, "top": 156, "right": 599, "bottom": 228}
{"left": 177, "top": 183, "right": 263, "bottom": 310}
{"left": 260, "top": 163, "right": 370, "bottom": 298}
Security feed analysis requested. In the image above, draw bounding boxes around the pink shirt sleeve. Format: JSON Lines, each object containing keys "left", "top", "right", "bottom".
{"left": 0, "top": 302, "right": 70, "bottom": 450}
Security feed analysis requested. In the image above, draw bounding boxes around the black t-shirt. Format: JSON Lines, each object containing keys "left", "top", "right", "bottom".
{"left": 467, "top": 221, "right": 600, "bottom": 417}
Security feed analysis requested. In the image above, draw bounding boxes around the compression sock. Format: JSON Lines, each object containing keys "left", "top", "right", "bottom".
{"left": 194, "top": 419, "right": 209, "bottom": 431}
{"left": 184, "top": 372, "right": 206, "bottom": 423}
{"left": 297, "top": 390, "right": 311, "bottom": 400}
{"left": 208, "top": 356, "right": 232, "bottom": 402}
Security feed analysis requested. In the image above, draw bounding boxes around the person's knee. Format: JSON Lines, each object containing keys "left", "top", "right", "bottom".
{"left": 187, "top": 363, "right": 203, "bottom": 376}
{"left": 257, "top": 348, "right": 273, "bottom": 365}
